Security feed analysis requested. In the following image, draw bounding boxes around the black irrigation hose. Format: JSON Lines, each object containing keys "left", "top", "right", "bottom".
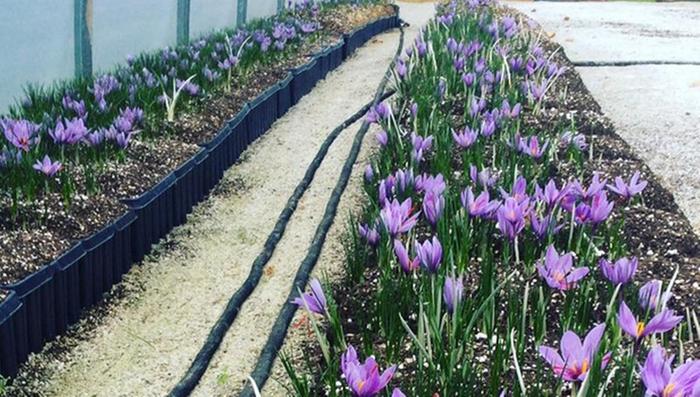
{"left": 169, "top": 55, "right": 399, "bottom": 397}
{"left": 239, "top": 24, "right": 406, "bottom": 397}
{"left": 573, "top": 60, "right": 700, "bottom": 67}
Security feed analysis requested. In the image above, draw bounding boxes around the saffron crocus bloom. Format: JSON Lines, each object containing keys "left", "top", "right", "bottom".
{"left": 366, "top": 102, "right": 391, "bottom": 124}
{"left": 607, "top": 171, "right": 647, "bottom": 201}
{"left": 411, "top": 132, "right": 433, "bottom": 163}
{"left": 496, "top": 197, "right": 528, "bottom": 240}
{"left": 380, "top": 198, "right": 420, "bottom": 237}
{"left": 292, "top": 278, "right": 327, "bottom": 315}
{"left": 599, "top": 257, "right": 637, "bottom": 285}
{"left": 443, "top": 275, "right": 464, "bottom": 314}
{"left": 1, "top": 118, "right": 39, "bottom": 152}
{"left": 51, "top": 117, "right": 89, "bottom": 145}
{"left": 33, "top": 155, "right": 62, "bottom": 177}
{"left": 639, "top": 279, "right": 672, "bottom": 311}
{"left": 470, "top": 165, "right": 498, "bottom": 188}
{"left": 452, "top": 127, "right": 478, "bottom": 149}
{"left": 531, "top": 213, "right": 563, "bottom": 240}
{"left": 640, "top": 346, "right": 700, "bottom": 397}
{"left": 341, "top": 345, "right": 396, "bottom": 397}
{"left": 618, "top": 301, "right": 682, "bottom": 342}
{"left": 394, "top": 239, "right": 419, "bottom": 273}
{"left": 359, "top": 223, "right": 379, "bottom": 247}
{"left": 588, "top": 191, "right": 614, "bottom": 225}
{"left": 535, "top": 180, "right": 567, "bottom": 211}
{"left": 422, "top": 191, "right": 444, "bottom": 226}
{"left": 375, "top": 130, "right": 388, "bottom": 147}
{"left": 414, "top": 173, "right": 446, "bottom": 195}
{"left": 539, "top": 323, "right": 611, "bottom": 382}
{"left": 364, "top": 164, "right": 373, "bottom": 182}
{"left": 518, "top": 135, "right": 549, "bottom": 159}
{"left": 537, "top": 245, "right": 589, "bottom": 291}
{"left": 461, "top": 187, "right": 499, "bottom": 218}
{"left": 415, "top": 236, "right": 442, "bottom": 273}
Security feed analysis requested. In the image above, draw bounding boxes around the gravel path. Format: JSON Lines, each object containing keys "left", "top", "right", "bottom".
{"left": 509, "top": 1, "right": 700, "bottom": 234}
{"left": 8, "top": 17, "right": 410, "bottom": 397}
{"left": 259, "top": 2, "right": 436, "bottom": 395}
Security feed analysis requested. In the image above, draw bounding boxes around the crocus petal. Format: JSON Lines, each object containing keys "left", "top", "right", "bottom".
{"left": 581, "top": 323, "right": 606, "bottom": 363}
{"left": 617, "top": 301, "right": 640, "bottom": 339}
{"left": 560, "top": 331, "right": 583, "bottom": 364}
{"left": 643, "top": 310, "right": 683, "bottom": 337}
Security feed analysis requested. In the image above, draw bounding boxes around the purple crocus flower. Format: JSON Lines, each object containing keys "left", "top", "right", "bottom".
{"left": 380, "top": 198, "right": 420, "bottom": 237}
{"left": 411, "top": 132, "right": 433, "bottom": 163}
{"left": 452, "top": 127, "right": 478, "bottom": 149}
{"left": 341, "top": 345, "right": 396, "bottom": 397}
{"left": 588, "top": 191, "right": 614, "bottom": 225}
{"left": 366, "top": 102, "right": 391, "bottom": 124}
{"left": 479, "top": 117, "right": 496, "bottom": 137}
{"left": 640, "top": 346, "right": 700, "bottom": 397}
{"left": 85, "top": 130, "right": 104, "bottom": 147}
{"left": 375, "top": 130, "right": 388, "bottom": 147}
{"left": 469, "top": 165, "right": 498, "bottom": 188}
{"left": 395, "top": 59, "right": 407, "bottom": 78}
{"left": 535, "top": 180, "right": 568, "bottom": 211}
{"left": 501, "top": 100, "right": 521, "bottom": 119}
{"left": 518, "top": 135, "right": 549, "bottom": 159}
{"left": 443, "top": 275, "right": 464, "bottom": 314}
{"left": 599, "top": 257, "right": 638, "bottom": 285}
{"left": 531, "top": 213, "right": 563, "bottom": 240}
{"left": 292, "top": 278, "right": 327, "bottom": 315}
{"left": 176, "top": 79, "right": 200, "bottom": 96}
{"left": 607, "top": 171, "right": 647, "bottom": 201}
{"left": 560, "top": 130, "right": 587, "bottom": 150}
{"left": 359, "top": 223, "right": 379, "bottom": 247}
{"left": 115, "top": 131, "right": 132, "bottom": 149}
{"left": 618, "top": 301, "right": 682, "bottom": 341}
{"left": 496, "top": 197, "right": 528, "bottom": 240}
{"left": 32, "top": 155, "right": 62, "bottom": 178}
{"left": 394, "top": 239, "right": 419, "bottom": 273}
{"left": 462, "top": 72, "right": 476, "bottom": 87}
{"left": 422, "top": 191, "right": 444, "bottom": 226}
{"left": 364, "top": 164, "right": 373, "bottom": 183}
{"left": 536, "top": 245, "right": 589, "bottom": 291}
{"left": 51, "top": 117, "right": 89, "bottom": 145}
{"left": 461, "top": 187, "right": 499, "bottom": 218}
{"left": 414, "top": 173, "right": 446, "bottom": 196}
{"left": 1, "top": 118, "right": 39, "bottom": 152}
{"left": 539, "top": 324, "right": 611, "bottom": 382}
{"left": 415, "top": 236, "right": 442, "bottom": 273}
{"left": 394, "top": 169, "right": 414, "bottom": 194}
{"left": 639, "top": 280, "right": 671, "bottom": 311}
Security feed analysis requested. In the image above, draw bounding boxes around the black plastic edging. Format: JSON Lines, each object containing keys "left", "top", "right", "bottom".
{"left": 0, "top": 11, "right": 400, "bottom": 380}
{"left": 169, "top": 15, "right": 401, "bottom": 397}
{"left": 239, "top": 16, "right": 404, "bottom": 397}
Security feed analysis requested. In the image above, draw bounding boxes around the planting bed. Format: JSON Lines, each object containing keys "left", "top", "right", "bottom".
{"left": 279, "top": 1, "right": 700, "bottom": 396}
{"left": 0, "top": 0, "right": 399, "bottom": 385}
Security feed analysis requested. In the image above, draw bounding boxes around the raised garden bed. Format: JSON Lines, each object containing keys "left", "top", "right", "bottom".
{"left": 281, "top": 2, "right": 700, "bottom": 397}
{"left": 0, "top": 2, "right": 400, "bottom": 380}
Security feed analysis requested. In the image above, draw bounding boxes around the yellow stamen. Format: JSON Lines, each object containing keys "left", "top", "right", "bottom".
{"left": 357, "top": 380, "right": 365, "bottom": 392}
{"left": 580, "top": 359, "right": 589, "bottom": 375}
{"left": 663, "top": 383, "right": 676, "bottom": 397}
{"left": 636, "top": 321, "right": 646, "bottom": 337}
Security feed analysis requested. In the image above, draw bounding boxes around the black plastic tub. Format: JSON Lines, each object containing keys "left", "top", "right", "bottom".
{"left": 3, "top": 264, "right": 56, "bottom": 360}
{"left": 0, "top": 290, "right": 22, "bottom": 377}
{"left": 277, "top": 73, "right": 293, "bottom": 118}
{"left": 247, "top": 85, "right": 280, "bottom": 143}
{"left": 122, "top": 173, "right": 178, "bottom": 263}
{"left": 328, "top": 41, "right": 344, "bottom": 71}
{"left": 290, "top": 59, "right": 318, "bottom": 104}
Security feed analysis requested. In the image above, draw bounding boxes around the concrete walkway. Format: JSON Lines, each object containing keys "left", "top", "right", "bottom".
{"left": 509, "top": 1, "right": 700, "bottom": 233}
